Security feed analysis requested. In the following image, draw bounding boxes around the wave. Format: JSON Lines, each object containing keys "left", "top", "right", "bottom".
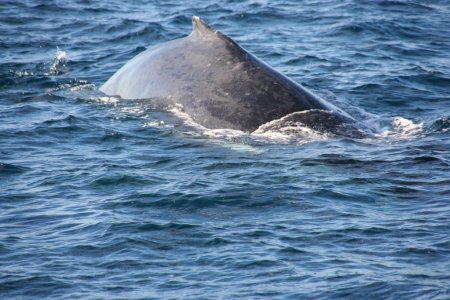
{"left": 90, "top": 92, "right": 445, "bottom": 146}
{"left": 427, "top": 117, "right": 450, "bottom": 134}
{"left": 0, "top": 163, "right": 30, "bottom": 176}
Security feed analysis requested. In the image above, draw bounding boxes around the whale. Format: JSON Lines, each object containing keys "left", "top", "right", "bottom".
{"left": 101, "top": 16, "right": 363, "bottom": 136}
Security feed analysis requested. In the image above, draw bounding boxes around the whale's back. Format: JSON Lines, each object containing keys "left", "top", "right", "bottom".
{"left": 101, "top": 16, "right": 345, "bottom": 132}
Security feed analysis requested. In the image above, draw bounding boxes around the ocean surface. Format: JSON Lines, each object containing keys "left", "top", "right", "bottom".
{"left": 1, "top": 0, "right": 450, "bottom": 299}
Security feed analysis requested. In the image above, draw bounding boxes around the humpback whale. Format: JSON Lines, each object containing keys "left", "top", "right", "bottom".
{"left": 101, "top": 16, "right": 362, "bottom": 136}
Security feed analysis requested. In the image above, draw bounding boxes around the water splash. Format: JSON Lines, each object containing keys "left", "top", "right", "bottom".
{"left": 96, "top": 96, "right": 120, "bottom": 104}
{"left": 49, "top": 47, "right": 68, "bottom": 75}
{"left": 391, "top": 117, "right": 424, "bottom": 136}
{"left": 13, "top": 70, "right": 34, "bottom": 77}
{"left": 369, "top": 116, "right": 424, "bottom": 139}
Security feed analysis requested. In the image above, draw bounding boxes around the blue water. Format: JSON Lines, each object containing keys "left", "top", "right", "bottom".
{"left": 1, "top": 0, "right": 450, "bottom": 299}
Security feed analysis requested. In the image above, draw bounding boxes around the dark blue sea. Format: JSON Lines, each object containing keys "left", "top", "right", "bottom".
{"left": 1, "top": 0, "right": 450, "bottom": 299}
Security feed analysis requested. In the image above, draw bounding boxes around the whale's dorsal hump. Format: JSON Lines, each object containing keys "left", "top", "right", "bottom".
{"left": 191, "top": 16, "right": 216, "bottom": 38}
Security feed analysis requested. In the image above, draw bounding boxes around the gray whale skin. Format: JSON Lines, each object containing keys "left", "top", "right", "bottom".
{"left": 101, "top": 16, "right": 359, "bottom": 134}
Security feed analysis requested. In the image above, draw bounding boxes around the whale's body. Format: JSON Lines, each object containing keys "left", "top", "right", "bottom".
{"left": 101, "top": 16, "right": 357, "bottom": 134}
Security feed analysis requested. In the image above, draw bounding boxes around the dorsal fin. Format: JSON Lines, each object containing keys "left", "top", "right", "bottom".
{"left": 191, "top": 16, "right": 216, "bottom": 38}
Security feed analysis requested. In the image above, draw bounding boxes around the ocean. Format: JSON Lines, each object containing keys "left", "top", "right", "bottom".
{"left": 1, "top": 0, "right": 449, "bottom": 299}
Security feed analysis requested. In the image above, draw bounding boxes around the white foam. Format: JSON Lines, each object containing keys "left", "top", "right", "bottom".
{"left": 99, "top": 97, "right": 424, "bottom": 145}
{"left": 375, "top": 116, "right": 424, "bottom": 139}
{"left": 166, "top": 104, "right": 340, "bottom": 145}
{"left": 14, "top": 71, "right": 34, "bottom": 77}
{"left": 49, "top": 47, "right": 68, "bottom": 75}
{"left": 49, "top": 80, "right": 96, "bottom": 95}
{"left": 168, "top": 103, "right": 207, "bottom": 131}
{"left": 143, "top": 120, "right": 173, "bottom": 129}
{"left": 251, "top": 112, "right": 331, "bottom": 144}
{"left": 166, "top": 103, "right": 266, "bottom": 152}
{"left": 253, "top": 126, "right": 329, "bottom": 144}
{"left": 96, "top": 96, "right": 119, "bottom": 104}
{"left": 392, "top": 117, "right": 424, "bottom": 134}
{"left": 119, "top": 106, "right": 146, "bottom": 115}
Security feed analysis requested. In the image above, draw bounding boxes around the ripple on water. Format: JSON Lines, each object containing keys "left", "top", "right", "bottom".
{"left": 1, "top": 0, "right": 450, "bottom": 299}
